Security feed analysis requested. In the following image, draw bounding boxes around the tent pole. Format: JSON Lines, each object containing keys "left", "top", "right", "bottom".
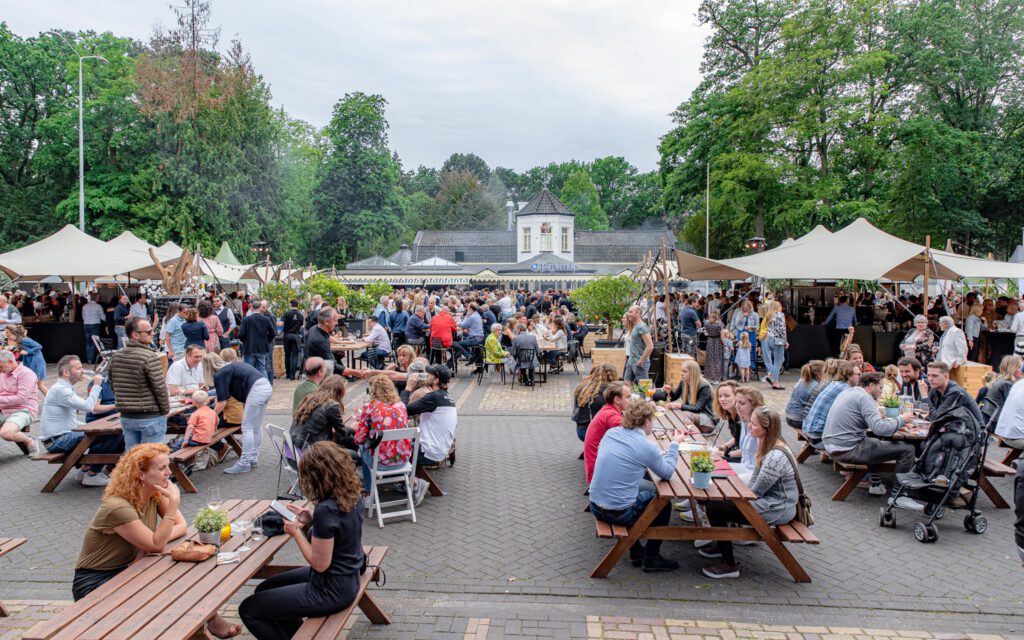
{"left": 922, "top": 235, "right": 931, "bottom": 312}
{"left": 648, "top": 252, "right": 658, "bottom": 342}
{"left": 662, "top": 239, "right": 672, "bottom": 354}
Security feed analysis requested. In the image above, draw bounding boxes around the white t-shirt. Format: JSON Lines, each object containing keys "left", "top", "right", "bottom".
{"left": 166, "top": 358, "right": 204, "bottom": 390}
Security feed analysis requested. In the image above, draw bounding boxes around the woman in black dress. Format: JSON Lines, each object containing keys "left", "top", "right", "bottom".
{"left": 239, "top": 441, "right": 366, "bottom": 639}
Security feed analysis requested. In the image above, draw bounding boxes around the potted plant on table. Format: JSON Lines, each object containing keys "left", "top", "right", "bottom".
{"left": 690, "top": 454, "right": 716, "bottom": 489}
{"left": 194, "top": 507, "right": 230, "bottom": 546}
{"left": 881, "top": 394, "right": 901, "bottom": 418}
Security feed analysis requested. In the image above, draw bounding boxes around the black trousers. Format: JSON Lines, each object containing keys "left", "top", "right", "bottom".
{"left": 704, "top": 501, "right": 748, "bottom": 565}
{"left": 283, "top": 333, "right": 301, "bottom": 380}
{"left": 239, "top": 567, "right": 358, "bottom": 640}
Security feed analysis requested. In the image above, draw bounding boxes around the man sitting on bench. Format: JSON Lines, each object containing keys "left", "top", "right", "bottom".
{"left": 822, "top": 372, "right": 917, "bottom": 508}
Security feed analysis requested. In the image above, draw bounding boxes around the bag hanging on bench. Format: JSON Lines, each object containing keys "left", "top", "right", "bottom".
{"left": 773, "top": 446, "right": 815, "bottom": 527}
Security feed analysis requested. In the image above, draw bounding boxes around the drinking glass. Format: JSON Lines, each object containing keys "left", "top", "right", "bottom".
{"left": 234, "top": 519, "right": 251, "bottom": 552}
{"left": 251, "top": 515, "right": 265, "bottom": 543}
{"left": 207, "top": 487, "right": 222, "bottom": 511}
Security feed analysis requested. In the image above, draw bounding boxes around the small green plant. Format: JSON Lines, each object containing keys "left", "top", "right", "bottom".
{"left": 881, "top": 395, "right": 901, "bottom": 409}
{"left": 193, "top": 507, "right": 229, "bottom": 533}
{"left": 691, "top": 455, "right": 715, "bottom": 474}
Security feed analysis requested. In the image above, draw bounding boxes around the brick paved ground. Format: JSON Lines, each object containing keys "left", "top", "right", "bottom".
{"left": 1, "top": 364, "right": 1022, "bottom": 638}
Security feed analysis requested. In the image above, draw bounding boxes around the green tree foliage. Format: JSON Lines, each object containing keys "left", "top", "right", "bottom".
{"left": 440, "top": 152, "right": 491, "bottom": 182}
{"left": 424, "top": 171, "right": 505, "bottom": 230}
{"left": 569, "top": 275, "right": 640, "bottom": 335}
{"left": 559, "top": 170, "right": 610, "bottom": 231}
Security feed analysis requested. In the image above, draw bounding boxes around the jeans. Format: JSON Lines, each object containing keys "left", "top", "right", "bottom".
{"left": 831, "top": 436, "right": 916, "bottom": 494}
{"left": 121, "top": 416, "right": 167, "bottom": 449}
{"left": 589, "top": 479, "right": 670, "bottom": 559}
{"left": 763, "top": 340, "right": 785, "bottom": 382}
{"left": 453, "top": 337, "right": 483, "bottom": 363}
{"left": 624, "top": 360, "right": 649, "bottom": 383}
{"left": 576, "top": 423, "right": 588, "bottom": 442}
{"left": 84, "top": 323, "right": 102, "bottom": 363}
{"left": 545, "top": 349, "right": 564, "bottom": 366}
{"left": 114, "top": 326, "right": 126, "bottom": 349}
{"left": 363, "top": 348, "right": 388, "bottom": 370}
{"left": 72, "top": 566, "right": 128, "bottom": 601}
{"left": 240, "top": 378, "right": 273, "bottom": 465}
{"left": 239, "top": 567, "right": 358, "bottom": 640}
{"left": 45, "top": 431, "right": 124, "bottom": 473}
{"left": 244, "top": 352, "right": 271, "bottom": 383}
{"left": 283, "top": 333, "right": 301, "bottom": 379}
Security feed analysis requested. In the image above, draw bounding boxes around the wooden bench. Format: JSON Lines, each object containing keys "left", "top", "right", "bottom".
{"left": 993, "top": 435, "right": 1023, "bottom": 466}
{"left": 292, "top": 546, "right": 390, "bottom": 638}
{"left": 0, "top": 538, "right": 26, "bottom": 617}
{"left": 595, "top": 518, "right": 819, "bottom": 544}
{"left": 791, "top": 428, "right": 829, "bottom": 464}
{"left": 168, "top": 427, "right": 242, "bottom": 493}
{"left": 831, "top": 460, "right": 896, "bottom": 501}
{"left": 980, "top": 458, "right": 1015, "bottom": 509}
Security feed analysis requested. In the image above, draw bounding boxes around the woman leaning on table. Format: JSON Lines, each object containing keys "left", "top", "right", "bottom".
{"left": 73, "top": 442, "right": 241, "bottom": 637}
{"left": 240, "top": 441, "right": 366, "bottom": 640}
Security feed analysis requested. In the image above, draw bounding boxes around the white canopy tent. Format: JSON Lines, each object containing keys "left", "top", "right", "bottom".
{"left": 0, "top": 225, "right": 168, "bottom": 281}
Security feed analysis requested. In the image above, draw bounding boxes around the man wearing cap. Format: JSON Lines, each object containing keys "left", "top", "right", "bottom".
{"left": 406, "top": 364, "right": 458, "bottom": 468}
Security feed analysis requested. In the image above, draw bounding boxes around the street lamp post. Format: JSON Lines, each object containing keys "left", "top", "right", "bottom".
{"left": 45, "top": 31, "right": 109, "bottom": 233}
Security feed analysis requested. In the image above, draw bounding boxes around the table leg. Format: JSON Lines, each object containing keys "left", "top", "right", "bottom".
{"left": 169, "top": 460, "right": 199, "bottom": 493}
{"left": 591, "top": 495, "right": 667, "bottom": 578}
{"left": 796, "top": 443, "right": 815, "bottom": 464}
{"left": 978, "top": 474, "right": 1010, "bottom": 509}
{"left": 831, "top": 469, "right": 866, "bottom": 501}
{"left": 1001, "top": 447, "right": 1022, "bottom": 466}
{"left": 41, "top": 435, "right": 94, "bottom": 493}
{"left": 415, "top": 466, "right": 444, "bottom": 497}
{"left": 0, "top": 599, "right": 9, "bottom": 617}
{"left": 357, "top": 592, "right": 391, "bottom": 625}
{"left": 224, "top": 434, "right": 243, "bottom": 459}
{"left": 734, "top": 499, "right": 811, "bottom": 583}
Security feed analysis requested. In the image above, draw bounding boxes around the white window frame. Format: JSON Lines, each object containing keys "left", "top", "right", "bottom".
{"left": 540, "top": 225, "right": 553, "bottom": 251}
{"left": 521, "top": 226, "right": 531, "bottom": 252}
{"left": 561, "top": 227, "right": 570, "bottom": 253}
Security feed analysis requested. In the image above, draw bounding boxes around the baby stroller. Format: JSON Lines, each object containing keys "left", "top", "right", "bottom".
{"left": 878, "top": 405, "right": 987, "bottom": 543}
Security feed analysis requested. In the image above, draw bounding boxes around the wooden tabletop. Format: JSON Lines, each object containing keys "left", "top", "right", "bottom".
{"left": 24, "top": 499, "right": 291, "bottom": 640}
{"left": 331, "top": 341, "right": 367, "bottom": 352}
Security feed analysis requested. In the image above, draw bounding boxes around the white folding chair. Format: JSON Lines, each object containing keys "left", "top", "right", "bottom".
{"left": 367, "top": 427, "right": 421, "bottom": 528}
{"left": 265, "top": 423, "right": 301, "bottom": 496}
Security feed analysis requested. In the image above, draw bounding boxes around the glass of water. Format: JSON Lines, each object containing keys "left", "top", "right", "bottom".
{"left": 251, "top": 515, "right": 265, "bottom": 543}
{"left": 207, "top": 487, "right": 222, "bottom": 511}
{"left": 234, "top": 519, "right": 251, "bottom": 552}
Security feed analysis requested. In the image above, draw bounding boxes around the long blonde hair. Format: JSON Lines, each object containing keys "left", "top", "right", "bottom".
{"left": 294, "top": 375, "right": 346, "bottom": 425}
{"left": 752, "top": 407, "right": 786, "bottom": 466}
{"left": 104, "top": 443, "right": 170, "bottom": 509}
{"left": 681, "top": 359, "right": 705, "bottom": 405}
{"left": 576, "top": 363, "right": 618, "bottom": 407}
{"left": 202, "top": 352, "right": 226, "bottom": 388}
{"left": 998, "top": 355, "right": 1023, "bottom": 382}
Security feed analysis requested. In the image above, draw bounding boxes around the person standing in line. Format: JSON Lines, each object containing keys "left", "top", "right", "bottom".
{"left": 623, "top": 305, "right": 653, "bottom": 383}
{"left": 113, "top": 294, "right": 131, "bottom": 349}
{"left": 107, "top": 317, "right": 170, "bottom": 448}
{"left": 281, "top": 299, "right": 305, "bottom": 381}
{"left": 206, "top": 353, "right": 273, "bottom": 474}
{"left": 238, "top": 300, "right": 277, "bottom": 383}
{"left": 82, "top": 293, "right": 106, "bottom": 364}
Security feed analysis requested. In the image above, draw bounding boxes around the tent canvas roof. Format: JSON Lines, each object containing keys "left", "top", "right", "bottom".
{"left": 108, "top": 230, "right": 155, "bottom": 253}
{"left": 0, "top": 225, "right": 165, "bottom": 280}
{"left": 215, "top": 241, "right": 243, "bottom": 266}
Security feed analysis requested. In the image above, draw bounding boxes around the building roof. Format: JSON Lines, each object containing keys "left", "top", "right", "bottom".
{"left": 346, "top": 255, "right": 400, "bottom": 270}
{"left": 574, "top": 229, "right": 677, "bottom": 263}
{"left": 516, "top": 187, "right": 574, "bottom": 217}
{"left": 412, "top": 231, "right": 516, "bottom": 263}
{"left": 388, "top": 243, "right": 413, "bottom": 266}
{"left": 409, "top": 256, "right": 463, "bottom": 270}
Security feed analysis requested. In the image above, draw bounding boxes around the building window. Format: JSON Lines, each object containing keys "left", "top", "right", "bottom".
{"left": 521, "top": 227, "right": 531, "bottom": 252}
{"left": 540, "top": 223, "right": 552, "bottom": 251}
{"left": 455, "top": 251, "right": 465, "bottom": 262}
{"left": 561, "top": 227, "right": 570, "bottom": 253}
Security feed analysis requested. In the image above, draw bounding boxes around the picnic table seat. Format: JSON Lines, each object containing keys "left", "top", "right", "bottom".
{"left": 993, "top": 434, "right": 1023, "bottom": 466}
{"left": 831, "top": 459, "right": 896, "bottom": 501}
{"left": 979, "top": 457, "right": 1015, "bottom": 509}
{"left": 292, "top": 546, "right": 390, "bottom": 639}
{"left": 595, "top": 518, "right": 819, "bottom": 544}
{"left": 791, "top": 428, "right": 828, "bottom": 464}
{"left": 168, "top": 426, "right": 242, "bottom": 493}
{"left": 0, "top": 538, "right": 27, "bottom": 617}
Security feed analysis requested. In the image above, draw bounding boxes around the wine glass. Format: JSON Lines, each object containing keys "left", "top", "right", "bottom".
{"left": 207, "top": 487, "right": 222, "bottom": 511}
{"left": 251, "top": 515, "right": 265, "bottom": 543}
{"left": 233, "top": 519, "right": 251, "bottom": 552}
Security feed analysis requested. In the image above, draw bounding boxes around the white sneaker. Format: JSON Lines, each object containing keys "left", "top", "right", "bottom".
{"left": 672, "top": 500, "right": 692, "bottom": 512}
{"left": 362, "top": 495, "right": 373, "bottom": 512}
{"left": 694, "top": 539, "right": 713, "bottom": 549}
{"left": 81, "top": 472, "right": 110, "bottom": 487}
{"left": 28, "top": 438, "right": 41, "bottom": 458}
{"left": 677, "top": 510, "right": 695, "bottom": 523}
{"left": 71, "top": 468, "right": 86, "bottom": 482}
{"left": 413, "top": 479, "right": 429, "bottom": 507}
{"left": 889, "top": 496, "right": 925, "bottom": 512}
{"left": 868, "top": 482, "right": 887, "bottom": 496}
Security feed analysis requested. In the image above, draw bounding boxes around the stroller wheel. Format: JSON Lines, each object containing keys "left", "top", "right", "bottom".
{"left": 964, "top": 514, "right": 987, "bottom": 534}
{"left": 923, "top": 504, "right": 944, "bottom": 520}
{"left": 878, "top": 506, "right": 895, "bottom": 528}
{"left": 914, "top": 522, "right": 938, "bottom": 543}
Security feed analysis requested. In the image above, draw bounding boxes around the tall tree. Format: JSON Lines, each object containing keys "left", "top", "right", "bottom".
{"left": 440, "top": 152, "right": 491, "bottom": 182}
{"left": 560, "top": 170, "right": 610, "bottom": 231}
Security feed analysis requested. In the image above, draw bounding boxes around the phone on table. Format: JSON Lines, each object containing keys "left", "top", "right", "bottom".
{"left": 270, "top": 500, "right": 297, "bottom": 522}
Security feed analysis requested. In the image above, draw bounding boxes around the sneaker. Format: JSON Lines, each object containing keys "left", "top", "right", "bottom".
{"left": 222, "top": 461, "right": 253, "bottom": 474}
{"left": 26, "top": 438, "right": 41, "bottom": 458}
{"left": 693, "top": 539, "right": 714, "bottom": 549}
{"left": 677, "top": 510, "right": 695, "bottom": 523}
{"left": 698, "top": 544, "right": 722, "bottom": 559}
{"left": 629, "top": 542, "right": 646, "bottom": 567}
{"left": 868, "top": 482, "right": 887, "bottom": 496}
{"left": 413, "top": 479, "right": 429, "bottom": 507}
{"left": 81, "top": 472, "right": 110, "bottom": 487}
{"left": 642, "top": 554, "right": 680, "bottom": 573}
{"left": 71, "top": 467, "right": 87, "bottom": 482}
{"left": 932, "top": 475, "right": 949, "bottom": 487}
{"left": 889, "top": 496, "right": 925, "bottom": 512}
{"left": 672, "top": 499, "right": 692, "bottom": 511}
{"left": 362, "top": 495, "right": 373, "bottom": 511}
{"left": 857, "top": 479, "right": 872, "bottom": 489}
{"left": 702, "top": 562, "right": 740, "bottom": 579}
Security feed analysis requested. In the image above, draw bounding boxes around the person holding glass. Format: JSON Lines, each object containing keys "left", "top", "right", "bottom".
{"left": 239, "top": 441, "right": 366, "bottom": 640}
{"left": 899, "top": 315, "right": 937, "bottom": 367}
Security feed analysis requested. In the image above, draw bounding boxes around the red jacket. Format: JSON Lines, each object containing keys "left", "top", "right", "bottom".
{"left": 429, "top": 313, "right": 458, "bottom": 348}
{"left": 584, "top": 403, "right": 622, "bottom": 483}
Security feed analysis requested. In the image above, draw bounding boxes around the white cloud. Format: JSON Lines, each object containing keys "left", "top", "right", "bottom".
{"left": 8, "top": 0, "right": 708, "bottom": 171}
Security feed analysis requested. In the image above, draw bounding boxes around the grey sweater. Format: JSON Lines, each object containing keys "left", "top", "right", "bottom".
{"left": 822, "top": 387, "right": 903, "bottom": 454}
{"left": 748, "top": 449, "right": 798, "bottom": 525}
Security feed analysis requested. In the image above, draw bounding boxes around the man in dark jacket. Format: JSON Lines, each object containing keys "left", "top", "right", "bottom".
{"left": 927, "top": 361, "right": 983, "bottom": 426}
{"left": 108, "top": 317, "right": 170, "bottom": 448}
{"left": 281, "top": 299, "right": 304, "bottom": 381}
{"left": 238, "top": 300, "right": 276, "bottom": 383}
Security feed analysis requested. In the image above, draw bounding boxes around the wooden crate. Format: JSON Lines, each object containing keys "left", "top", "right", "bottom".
{"left": 664, "top": 353, "right": 695, "bottom": 391}
{"left": 591, "top": 348, "right": 626, "bottom": 375}
{"left": 951, "top": 361, "right": 991, "bottom": 398}
{"left": 274, "top": 344, "right": 286, "bottom": 378}
{"left": 582, "top": 331, "right": 602, "bottom": 355}
{"left": 159, "top": 352, "right": 168, "bottom": 376}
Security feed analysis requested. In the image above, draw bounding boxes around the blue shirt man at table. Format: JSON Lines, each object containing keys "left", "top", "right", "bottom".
{"left": 405, "top": 307, "right": 429, "bottom": 348}
{"left": 825, "top": 295, "right": 857, "bottom": 354}
{"left": 589, "top": 399, "right": 686, "bottom": 572}
{"left": 453, "top": 303, "right": 485, "bottom": 368}
{"left": 39, "top": 355, "right": 124, "bottom": 486}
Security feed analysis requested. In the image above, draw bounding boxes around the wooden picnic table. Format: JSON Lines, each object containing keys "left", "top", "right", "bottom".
{"left": 591, "top": 409, "right": 817, "bottom": 582}
{"left": 331, "top": 339, "right": 367, "bottom": 369}
{"left": 35, "top": 414, "right": 241, "bottom": 494}
{"left": 23, "top": 499, "right": 388, "bottom": 640}
{"left": 0, "top": 537, "right": 27, "bottom": 617}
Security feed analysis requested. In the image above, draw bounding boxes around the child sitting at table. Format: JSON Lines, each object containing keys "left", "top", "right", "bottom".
{"left": 170, "top": 389, "right": 223, "bottom": 456}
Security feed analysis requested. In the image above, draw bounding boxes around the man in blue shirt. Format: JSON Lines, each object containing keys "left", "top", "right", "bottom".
{"left": 405, "top": 307, "right": 428, "bottom": 348}
{"left": 589, "top": 399, "right": 687, "bottom": 572}
{"left": 825, "top": 295, "right": 857, "bottom": 354}
{"left": 677, "top": 295, "right": 702, "bottom": 355}
{"left": 453, "top": 303, "right": 485, "bottom": 371}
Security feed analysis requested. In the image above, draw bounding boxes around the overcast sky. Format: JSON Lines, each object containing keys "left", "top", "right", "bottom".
{"left": 8, "top": 1, "right": 707, "bottom": 172}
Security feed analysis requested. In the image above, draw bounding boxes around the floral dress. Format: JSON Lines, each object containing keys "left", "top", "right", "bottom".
{"left": 202, "top": 314, "right": 223, "bottom": 353}
{"left": 354, "top": 400, "right": 411, "bottom": 466}
{"left": 704, "top": 320, "right": 725, "bottom": 382}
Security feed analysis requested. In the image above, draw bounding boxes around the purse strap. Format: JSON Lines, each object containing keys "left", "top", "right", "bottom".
{"left": 771, "top": 445, "right": 807, "bottom": 498}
